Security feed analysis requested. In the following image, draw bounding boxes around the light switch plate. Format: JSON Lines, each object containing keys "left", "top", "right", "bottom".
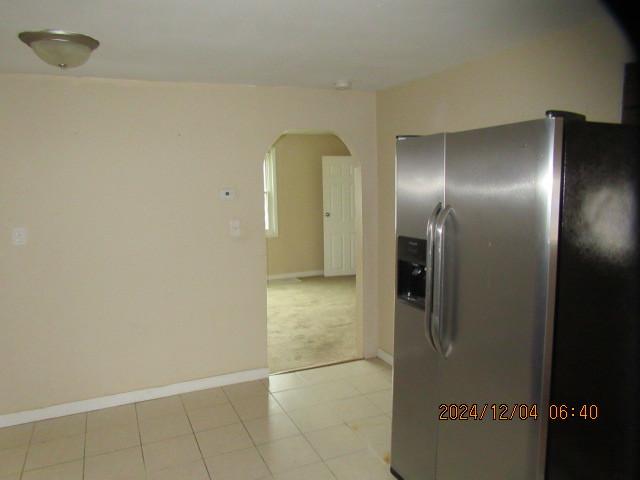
{"left": 230, "top": 219, "right": 241, "bottom": 237}
{"left": 12, "top": 227, "right": 27, "bottom": 246}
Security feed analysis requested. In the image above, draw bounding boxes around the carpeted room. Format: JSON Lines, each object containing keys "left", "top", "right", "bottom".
{"left": 265, "top": 133, "right": 360, "bottom": 372}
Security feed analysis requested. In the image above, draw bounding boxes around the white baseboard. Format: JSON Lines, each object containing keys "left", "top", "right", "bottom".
{"left": 0, "top": 367, "right": 269, "bottom": 428}
{"left": 267, "top": 270, "right": 324, "bottom": 280}
{"left": 377, "top": 349, "right": 393, "bottom": 366}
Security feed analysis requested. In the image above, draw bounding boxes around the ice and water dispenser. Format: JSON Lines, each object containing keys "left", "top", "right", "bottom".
{"left": 397, "top": 236, "right": 427, "bottom": 309}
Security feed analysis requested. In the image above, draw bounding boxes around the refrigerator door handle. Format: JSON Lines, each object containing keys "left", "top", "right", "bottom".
{"left": 424, "top": 203, "right": 442, "bottom": 351}
{"left": 433, "top": 205, "right": 454, "bottom": 357}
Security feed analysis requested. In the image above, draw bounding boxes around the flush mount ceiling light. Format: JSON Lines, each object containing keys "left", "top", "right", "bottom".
{"left": 18, "top": 30, "right": 99, "bottom": 69}
{"left": 334, "top": 79, "right": 352, "bottom": 90}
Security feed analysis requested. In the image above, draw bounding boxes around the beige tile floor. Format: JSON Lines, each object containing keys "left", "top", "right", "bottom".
{"left": 0, "top": 359, "right": 394, "bottom": 480}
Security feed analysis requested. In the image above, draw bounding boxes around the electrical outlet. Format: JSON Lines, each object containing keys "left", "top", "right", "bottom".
{"left": 230, "top": 219, "right": 241, "bottom": 237}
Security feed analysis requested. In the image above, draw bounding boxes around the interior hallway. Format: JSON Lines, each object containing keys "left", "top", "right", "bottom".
{"left": 267, "top": 276, "right": 358, "bottom": 373}
{"left": 0, "top": 359, "right": 393, "bottom": 480}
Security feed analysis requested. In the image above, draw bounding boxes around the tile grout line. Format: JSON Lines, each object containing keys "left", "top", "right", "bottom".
{"left": 133, "top": 403, "right": 147, "bottom": 473}
{"left": 256, "top": 380, "right": 291, "bottom": 477}
{"left": 179, "top": 393, "right": 213, "bottom": 480}
{"left": 134, "top": 400, "right": 251, "bottom": 464}
{"left": 267, "top": 379, "right": 339, "bottom": 479}
{"left": 82, "top": 413, "right": 87, "bottom": 480}
{"left": 315, "top": 408, "right": 396, "bottom": 475}
{"left": 306, "top": 418, "right": 369, "bottom": 468}
{"left": 87, "top": 409, "right": 205, "bottom": 469}
{"left": 17, "top": 422, "right": 35, "bottom": 480}
{"left": 269, "top": 365, "right": 392, "bottom": 476}
{"left": 230, "top": 380, "right": 384, "bottom": 474}
{"left": 222, "top": 384, "right": 277, "bottom": 478}
{"left": 3, "top": 360, "right": 390, "bottom": 479}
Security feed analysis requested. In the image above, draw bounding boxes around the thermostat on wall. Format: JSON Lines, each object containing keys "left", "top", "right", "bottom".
{"left": 219, "top": 188, "right": 235, "bottom": 200}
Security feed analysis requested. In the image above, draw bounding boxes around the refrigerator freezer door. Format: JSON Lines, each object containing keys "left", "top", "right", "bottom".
{"left": 392, "top": 135, "right": 445, "bottom": 479}
{"left": 395, "top": 135, "right": 446, "bottom": 239}
{"left": 435, "top": 120, "right": 560, "bottom": 480}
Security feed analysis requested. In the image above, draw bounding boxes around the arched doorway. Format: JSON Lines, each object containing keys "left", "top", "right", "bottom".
{"left": 262, "top": 131, "right": 364, "bottom": 373}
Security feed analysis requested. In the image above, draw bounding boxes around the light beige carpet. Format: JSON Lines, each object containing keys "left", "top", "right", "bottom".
{"left": 267, "top": 275, "right": 358, "bottom": 373}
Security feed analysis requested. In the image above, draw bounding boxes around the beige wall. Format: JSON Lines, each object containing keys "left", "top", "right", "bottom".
{"left": 376, "top": 18, "right": 634, "bottom": 355}
{"left": 0, "top": 74, "right": 377, "bottom": 415}
{"left": 266, "top": 134, "right": 350, "bottom": 276}
{"left": 3, "top": 15, "right": 629, "bottom": 415}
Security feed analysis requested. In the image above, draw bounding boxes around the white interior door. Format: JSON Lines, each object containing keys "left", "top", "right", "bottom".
{"left": 322, "top": 156, "right": 356, "bottom": 276}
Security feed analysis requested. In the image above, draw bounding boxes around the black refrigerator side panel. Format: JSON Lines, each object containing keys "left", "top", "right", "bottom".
{"left": 547, "top": 121, "right": 640, "bottom": 479}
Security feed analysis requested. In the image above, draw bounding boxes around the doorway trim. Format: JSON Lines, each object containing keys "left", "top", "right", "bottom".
{"left": 263, "top": 130, "right": 366, "bottom": 362}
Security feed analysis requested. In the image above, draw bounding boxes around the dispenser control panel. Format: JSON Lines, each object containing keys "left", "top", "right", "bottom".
{"left": 397, "top": 236, "right": 427, "bottom": 309}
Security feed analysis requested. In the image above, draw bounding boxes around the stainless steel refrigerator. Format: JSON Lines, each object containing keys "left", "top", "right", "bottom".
{"left": 390, "top": 112, "right": 639, "bottom": 480}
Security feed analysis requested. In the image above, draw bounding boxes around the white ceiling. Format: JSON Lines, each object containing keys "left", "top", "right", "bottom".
{"left": 0, "top": 0, "right": 608, "bottom": 90}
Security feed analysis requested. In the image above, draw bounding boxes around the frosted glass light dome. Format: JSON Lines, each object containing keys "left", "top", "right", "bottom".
{"left": 19, "top": 30, "right": 99, "bottom": 69}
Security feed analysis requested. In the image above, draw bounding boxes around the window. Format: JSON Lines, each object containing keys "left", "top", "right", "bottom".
{"left": 263, "top": 147, "right": 278, "bottom": 237}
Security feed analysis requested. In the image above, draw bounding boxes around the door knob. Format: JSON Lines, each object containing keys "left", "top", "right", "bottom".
{"left": 325, "top": 212, "right": 331, "bottom": 217}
